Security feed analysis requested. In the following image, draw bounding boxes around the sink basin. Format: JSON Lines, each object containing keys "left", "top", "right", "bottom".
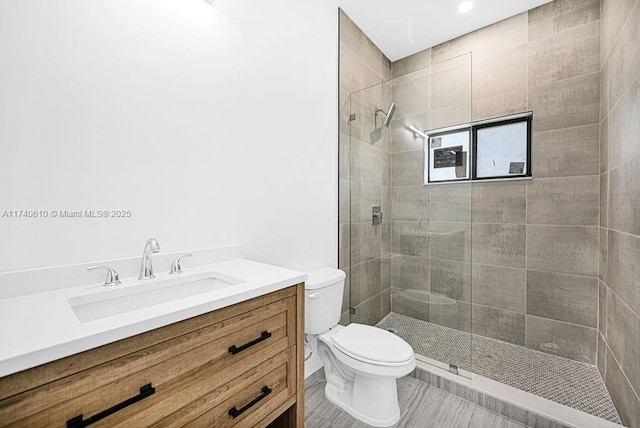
{"left": 68, "top": 273, "right": 243, "bottom": 323}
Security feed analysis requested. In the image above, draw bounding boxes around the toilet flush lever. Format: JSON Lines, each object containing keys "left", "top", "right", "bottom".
{"left": 308, "top": 292, "right": 320, "bottom": 299}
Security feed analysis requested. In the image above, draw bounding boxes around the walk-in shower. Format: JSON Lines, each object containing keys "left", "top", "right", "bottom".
{"left": 339, "top": 51, "right": 621, "bottom": 424}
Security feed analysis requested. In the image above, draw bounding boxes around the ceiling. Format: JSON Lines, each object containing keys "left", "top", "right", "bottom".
{"left": 337, "top": 0, "right": 553, "bottom": 61}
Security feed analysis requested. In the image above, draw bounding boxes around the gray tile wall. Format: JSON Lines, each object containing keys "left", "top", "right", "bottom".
{"left": 599, "top": 0, "right": 640, "bottom": 425}
{"left": 339, "top": 10, "right": 393, "bottom": 326}
{"left": 387, "top": 0, "right": 603, "bottom": 365}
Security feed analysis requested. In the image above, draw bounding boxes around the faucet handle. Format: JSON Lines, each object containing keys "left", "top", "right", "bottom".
{"left": 88, "top": 265, "right": 122, "bottom": 287}
{"left": 169, "top": 254, "right": 192, "bottom": 275}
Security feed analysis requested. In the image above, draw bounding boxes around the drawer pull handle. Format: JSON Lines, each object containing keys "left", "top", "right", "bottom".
{"left": 228, "top": 330, "right": 272, "bottom": 355}
{"left": 228, "top": 386, "right": 272, "bottom": 419}
{"left": 66, "top": 383, "right": 155, "bottom": 428}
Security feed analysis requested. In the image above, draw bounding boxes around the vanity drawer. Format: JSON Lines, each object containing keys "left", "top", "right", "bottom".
{"left": 0, "top": 295, "right": 297, "bottom": 427}
{"left": 156, "top": 347, "right": 296, "bottom": 427}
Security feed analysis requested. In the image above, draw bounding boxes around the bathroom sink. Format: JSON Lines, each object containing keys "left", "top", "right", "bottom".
{"left": 68, "top": 274, "right": 243, "bottom": 323}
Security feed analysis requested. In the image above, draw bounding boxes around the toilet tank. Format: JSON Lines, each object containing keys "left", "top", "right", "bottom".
{"left": 305, "top": 268, "right": 346, "bottom": 334}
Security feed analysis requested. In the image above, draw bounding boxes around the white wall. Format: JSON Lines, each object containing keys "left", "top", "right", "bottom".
{"left": 0, "top": 0, "right": 338, "bottom": 273}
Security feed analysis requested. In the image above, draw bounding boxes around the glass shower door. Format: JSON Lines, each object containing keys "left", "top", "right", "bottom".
{"left": 342, "top": 53, "right": 473, "bottom": 378}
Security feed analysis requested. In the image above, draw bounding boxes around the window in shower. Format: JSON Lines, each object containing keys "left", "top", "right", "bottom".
{"left": 472, "top": 114, "right": 531, "bottom": 180}
{"left": 426, "top": 127, "right": 471, "bottom": 183}
{"left": 425, "top": 112, "right": 532, "bottom": 183}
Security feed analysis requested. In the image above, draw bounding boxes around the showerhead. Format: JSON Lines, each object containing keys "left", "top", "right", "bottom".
{"left": 374, "top": 102, "right": 397, "bottom": 128}
{"left": 383, "top": 102, "right": 396, "bottom": 127}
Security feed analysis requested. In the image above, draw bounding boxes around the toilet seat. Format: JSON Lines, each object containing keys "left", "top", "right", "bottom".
{"left": 332, "top": 323, "right": 413, "bottom": 366}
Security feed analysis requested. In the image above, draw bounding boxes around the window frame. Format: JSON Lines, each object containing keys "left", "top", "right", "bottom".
{"left": 471, "top": 115, "right": 532, "bottom": 181}
{"left": 426, "top": 127, "right": 471, "bottom": 184}
{"left": 424, "top": 112, "right": 533, "bottom": 184}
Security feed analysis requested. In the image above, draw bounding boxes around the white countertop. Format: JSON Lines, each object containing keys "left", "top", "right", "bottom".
{"left": 0, "top": 258, "right": 306, "bottom": 378}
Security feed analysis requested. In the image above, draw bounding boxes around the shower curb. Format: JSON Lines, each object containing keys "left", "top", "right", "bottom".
{"left": 411, "top": 362, "right": 623, "bottom": 428}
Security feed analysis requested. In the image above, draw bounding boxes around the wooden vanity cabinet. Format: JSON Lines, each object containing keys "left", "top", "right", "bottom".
{"left": 0, "top": 284, "right": 305, "bottom": 427}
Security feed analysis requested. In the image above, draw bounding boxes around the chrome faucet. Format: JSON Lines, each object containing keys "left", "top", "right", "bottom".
{"left": 138, "top": 237, "right": 160, "bottom": 280}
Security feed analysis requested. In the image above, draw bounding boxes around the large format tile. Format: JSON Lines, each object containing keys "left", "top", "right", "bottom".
{"left": 472, "top": 224, "right": 526, "bottom": 268}
{"left": 525, "top": 315, "right": 597, "bottom": 363}
{"left": 601, "top": 60, "right": 609, "bottom": 121}
{"left": 601, "top": 0, "right": 637, "bottom": 61}
{"left": 431, "top": 55, "right": 472, "bottom": 110}
{"left": 600, "top": 172, "right": 608, "bottom": 228}
{"left": 339, "top": 10, "right": 384, "bottom": 77}
{"left": 526, "top": 270, "right": 598, "bottom": 327}
{"left": 342, "top": 267, "right": 351, "bottom": 314}
{"left": 608, "top": 78, "right": 640, "bottom": 171}
{"left": 601, "top": 115, "right": 608, "bottom": 174}
{"left": 392, "top": 185, "right": 429, "bottom": 221}
{"left": 352, "top": 182, "right": 380, "bottom": 224}
{"left": 472, "top": 90, "right": 528, "bottom": 122}
{"left": 392, "top": 150, "right": 424, "bottom": 186}
{"left": 528, "top": 0, "right": 600, "bottom": 41}
{"left": 607, "top": 291, "right": 640, "bottom": 397}
{"left": 391, "top": 287, "right": 430, "bottom": 322}
{"left": 599, "top": 280, "right": 608, "bottom": 335}
{"left": 428, "top": 102, "right": 471, "bottom": 130}
{"left": 526, "top": 225, "right": 598, "bottom": 276}
{"left": 472, "top": 304, "right": 525, "bottom": 345}
{"left": 609, "top": 158, "right": 640, "bottom": 235}
{"left": 351, "top": 139, "right": 382, "bottom": 185}
{"left": 473, "top": 45, "right": 527, "bottom": 100}
{"left": 392, "top": 48, "right": 431, "bottom": 78}
{"left": 597, "top": 332, "right": 607, "bottom": 380}
{"left": 528, "top": 21, "right": 600, "bottom": 87}
{"left": 338, "top": 223, "right": 350, "bottom": 269}
{"left": 430, "top": 300, "right": 471, "bottom": 333}
{"left": 390, "top": 111, "right": 429, "bottom": 153}
{"left": 528, "top": 72, "right": 600, "bottom": 132}
{"left": 339, "top": 132, "right": 350, "bottom": 180}
{"left": 607, "top": 1, "right": 640, "bottom": 108}
{"left": 430, "top": 259, "right": 471, "bottom": 302}
{"left": 607, "top": 230, "right": 640, "bottom": 316}
{"left": 392, "top": 220, "right": 430, "bottom": 258}
{"left": 472, "top": 264, "right": 526, "bottom": 313}
{"left": 339, "top": 43, "right": 383, "bottom": 95}
{"left": 391, "top": 254, "right": 430, "bottom": 291}
{"left": 531, "top": 125, "right": 600, "bottom": 178}
{"left": 352, "top": 290, "right": 389, "bottom": 326}
{"left": 339, "top": 178, "right": 350, "bottom": 225}
{"left": 430, "top": 183, "right": 471, "bottom": 222}
{"left": 526, "top": 176, "right": 599, "bottom": 226}
{"left": 471, "top": 181, "right": 526, "bottom": 224}
{"left": 350, "top": 222, "right": 381, "bottom": 265}
{"left": 430, "top": 222, "right": 471, "bottom": 262}
{"left": 350, "top": 258, "right": 381, "bottom": 306}
{"left": 606, "top": 348, "right": 640, "bottom": 428}
{"left": 391, "top": 68, "right": 431, "bottom": 119}
{"left": 432, "top": 13, "right": 527, "bottom": 64}
{"left": 600, "top": 227, "right": 608, "bottom": 283}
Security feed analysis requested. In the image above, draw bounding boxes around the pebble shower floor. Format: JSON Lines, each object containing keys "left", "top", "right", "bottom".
{"left": 377, "top": 313, "right": 621, "bottom": 424}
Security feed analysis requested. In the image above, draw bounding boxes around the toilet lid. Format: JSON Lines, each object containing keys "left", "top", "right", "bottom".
{"left": 332, "top": 324, "right": 413, "bottom": 364}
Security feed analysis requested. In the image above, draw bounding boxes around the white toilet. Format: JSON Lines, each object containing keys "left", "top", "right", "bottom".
{"left": 305, "top": 268, "right": 416, "bottom": 427}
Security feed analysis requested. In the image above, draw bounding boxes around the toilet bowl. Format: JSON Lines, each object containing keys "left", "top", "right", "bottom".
{"left": 306, "top": 268, "right": 416, "bottom": 427}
